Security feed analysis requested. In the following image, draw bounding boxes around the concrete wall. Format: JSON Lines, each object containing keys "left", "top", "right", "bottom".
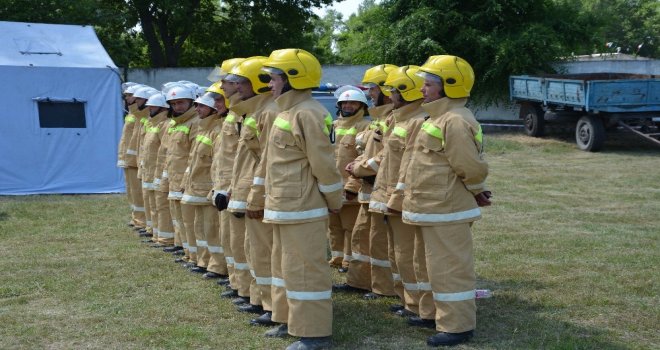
{"left": 126, "top": 59, "right": 658, "bottom": 121}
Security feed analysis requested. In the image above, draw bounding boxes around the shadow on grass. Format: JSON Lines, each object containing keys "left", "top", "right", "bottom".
{"left": 329, "top": 278, "right": 628, "bottom": 350}
{"left": 0, "top": 211, "right": 9, "bottom": 221}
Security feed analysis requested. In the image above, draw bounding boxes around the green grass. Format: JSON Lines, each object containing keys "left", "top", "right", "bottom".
{"left": 1, "top": 132, "right": 658, "bottom": 349}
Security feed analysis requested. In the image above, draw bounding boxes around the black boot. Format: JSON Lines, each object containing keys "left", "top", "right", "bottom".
{"left": 286, "top": 336, "right": 332, "bottom": 350}
{"left": 426, "top": 330, "right": 474, "bottom": 347}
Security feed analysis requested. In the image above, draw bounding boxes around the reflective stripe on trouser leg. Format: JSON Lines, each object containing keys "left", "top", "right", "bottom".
{"left": 181, "top": 202, "right": 197, "bottom": 264}
{"left": 389, "top": 215, "right": 420, "bottom": 315}
{"left": 126, "top": 167, "right": 145, "bottom": 227}
{"left": 229, "top": 214, "right": 252, "bottom": 297}
{"left": 205, "top": 209, "right": 226, "bottom": 275}
{"left": 194, "top": 206, "right": 210, "bottom": 268}
{"left": 340, "top": 205, "right": 360, "bottom": 269}
{"left": 271, "top": 225, "right": 288, "bottom": 324}
{"left": 170, "top": 200, "right": 184, "bottom": 249}
{"left": 346, "top": 204, "right": 372, "bottom": 290}
{"left": 414, "top": 226, "right": 435, "bottom": 319}
{"left": 421, "top": 223, "right": 476, "bottom": 333}
{"left": 387, "top": 220, "right": 405, "bottom": 301}
{"left": 369, "top": 212, "right": 396, "bottom": 296}
{"left": 246, "top": 217, "right": 274, "bottom": 311}
{"left": 141, "top": 186, "right": 153, "bottom": 234}
{"left": 280, "top": 219, "right": 333, "bottom": 337}
{"left": 155, "top": 190, "right": 174, "bottom": 246}
{"left": 123, "top": 168, "right": 133, "bottom": 224}
{"left": 220, "top": 211, "right": 236, "bottom": 287}
{"left": 327, "top": 212, "right": 344, "bottom": 267}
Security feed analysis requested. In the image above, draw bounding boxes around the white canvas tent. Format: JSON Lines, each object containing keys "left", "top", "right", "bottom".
{"left": 0, "top": 21, "right": 124, "bottom": 195}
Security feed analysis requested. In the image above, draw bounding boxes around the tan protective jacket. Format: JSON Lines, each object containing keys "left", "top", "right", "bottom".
{"left": 227, "top": 93, "right": 279, "bottom": 213}
{"left": 117, "top": 104, "right": 138, "bottom": 168}
{"left": 369, "top": 100, "right": 426, "bottom": 214}
{"left": 181, "top": 114, "right": 221, "bottom": 205}
{"left": 154, "top": 115, "right": 172, "bottom": 194}
{"left": 124, "top": 106, "right": 149, "bottom": 168}
{"left": 255, "top": 89, "right": 343, "bottom": 224}
{"left": 392, "top": 97, "right": 488, "bottom": 225}
{"left": 211, "top": 94, "right": 246, "bottom": 198}
{"left": 333, "top": 109, "right": 371, "bottom": 205}
{"left": 164, "top": 107, "right": 198, "bottom": 200}
{"left": 349, "top": 103, "right": 394, "bottom": 203}
{"left": 139, "top": 111, "right": 168, "bottom": 189}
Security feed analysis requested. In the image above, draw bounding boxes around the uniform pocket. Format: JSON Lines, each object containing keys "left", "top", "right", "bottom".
{"left": 270, "top": 186, "right": 302, "bottom": 198}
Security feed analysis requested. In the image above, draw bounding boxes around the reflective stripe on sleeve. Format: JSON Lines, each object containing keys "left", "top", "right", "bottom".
{"left": 168, "top": 192, "right": 183, "bottom": 200}
{"left": 286, "top": 290, "right": 332, "bottom": 301}
{"left": 392, "top": 126, "right": 407, "bottom": 138}
{"left": 182, "top": 194, "right": 209, "bottom": 203}
{"left": 126, "top": 149, "right": 138, "bottom": 155}
{"left": 395, "top": 182, "right": 405, "bottom": 190}
{"left": 433, "top": 289, "right": 476, "bottom": 302}
{"left": 357, "top": 192, "right": 371, "bottom": 202}
{"left": 117, "top": 160, "right": 126, "bottom": 167}
{"left": 162, "top": 171, "right": 168, "bottom": 178}
{"left": 465, "top": 182, "right": 485, "bottom": 190}
{"left": 418, "top": 282, "right": 432, "bottom": 291}
{"left": 264, "top": 208, "right": 328, "bottom": 221}
{"left": 253, "top": 177, "right": 265, "bottom": 186}
{"left": 370, "top": 257, "right": 391, "bottom": 268}
{"left": 367, "top": 158, "right": 379, "bottom": 172}
{"left": 196, "top": 134, "right": 213, "bottom": 146}
{"left": 402, "top": 208, "right": 481, "bottom": 223}
{"left": 369, "top": 200, "right": 388, "bottom": 212}
{"left": 272, "top": 277, "right": 285, "bottom": 288}
{"left": 318, "top": 181, "right": 343, "bottom": 193}
{"left": 228, "top": 200, "right": 247, "bottom": 210}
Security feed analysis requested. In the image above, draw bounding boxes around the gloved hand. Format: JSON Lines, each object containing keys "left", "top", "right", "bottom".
{"left": 363, "top": 175, "right": 376, "bottom": 186}
{"left": 345, "top": 191, "right": 357, "bottom": 201}
{"left": 474, "top": 191, "right": 492, "bottom": 207}
{"left": 232, "top": 212, "right": 245, "bottom": 218}
{"left": 214, "top": 192, "right": 229, "bottom": 211}
{"left": 247, "top": 210, "right": 264, "bottom": 219}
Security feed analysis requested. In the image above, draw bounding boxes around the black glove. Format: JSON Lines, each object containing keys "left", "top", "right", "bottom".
{"left": 214, "top": 193, "right": 228, "bottom": 211}
{"left": 363, "top": 175, "right": 376, "bottom": 186}
{"left": 232, "top": 212, "right": 245, "bottom": 218}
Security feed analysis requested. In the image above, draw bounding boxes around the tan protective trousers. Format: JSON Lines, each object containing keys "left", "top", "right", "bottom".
{"left": 126, "top": 167, "right": 145, "bottom": 228}
{"left": 272, "top": 220, "right": 333, "bottom": 338}
{"left": 346, "top": 204, "right": 372, "bottom": 290}
{"left": 387, "top": 219, "right": 405, "bottom": 301}
{"left": 122, "top": 168, "right": 133, "bottom": 225}
{"left": 420, "top": 223, "right": 476, "bottom": 333}
{"left": 206, "top": 208, "right": 227, "bottom": 275}
{"left": 193, "top": 205, "right": 213, "bottom": 268}
{"left": 328, "top": 205, "right": 360, "bottom": 268}
{"left": 141, "top": 186, "right": 153, "bottom": 234}
{"left": 220, "top": 211, "right": 236, "bottom": 287}
{"left": 389, "top": 216, "right": 434, "bottom": 318}
{"left": 229, "top": 214, "right": 252, "bottom": 298}
{"left": 143, "top": 188, "right": 157, "bottom": 240}
{"left": 369, "top": 212, "right": 397, "bottom": 296}
{"left": 154, "top": 191, "right": 174, "bottom": 246}
{"left": 170, "top": 200, "right": 185, "bottom": 251}
{"left": 246, "top": 217, "right": 273, "bottom": 311}
{"left": 181, "top": 203, "right": 198, "bottom": 264}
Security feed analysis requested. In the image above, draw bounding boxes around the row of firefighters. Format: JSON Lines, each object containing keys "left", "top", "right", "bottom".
{"left": 117, "top": 48, "right": 491, "bottom": 350}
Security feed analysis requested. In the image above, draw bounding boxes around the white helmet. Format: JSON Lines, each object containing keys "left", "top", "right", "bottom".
{"left": 145, "top": 93, "right": 169, "bottom": 108}
{"left": 122, "top": 82, "right": 138, "bottom": 93}
{"left": 165, "top": 85, "right": 196, "bottom": 102}
{"left": 335, "top": 86, "right": 368, "bottom": 107}
{"left": 194, "top": 93, "right": 217, "bottom": 110}
{"left": 133, "top": 86, "right": 159, "bottom": 100}
{"left": 125, "top": 84, "right": 144, "bottom": 95}
{"left": 196, "top": 86, "right": 209, "bottom": 98}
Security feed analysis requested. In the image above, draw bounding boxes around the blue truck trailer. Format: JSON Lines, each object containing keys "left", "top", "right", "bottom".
{"left": 510, "top": 73, "right": 660, "bottom": 151}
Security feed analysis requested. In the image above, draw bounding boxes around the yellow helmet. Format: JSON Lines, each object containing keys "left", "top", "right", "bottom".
{"left": 262, "top": 48, "right": 321, "bottom": 90}
{"left": 206, "top": 81, "right": 229, "bottom": 107}
{"left": 207, "top": 57, "right": 246, "bottom": 82}
{"left": 383, "top": 65, "right": 424, "bottom": 102}
{"left": 418, "top": 55, "right": 474, "bottom": 98}
{"left": 226, "top": 56, "right": 271, "bottom": 95}
{"left": 362, "top": 64, "right": 398, "bottom": 96}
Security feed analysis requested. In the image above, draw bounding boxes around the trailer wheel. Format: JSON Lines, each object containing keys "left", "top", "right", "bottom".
{"left": 521, "top": 103, "right": 545, "bottom": 137}
{"left": 575, "top": 115, "right": 605, "bottom": 152}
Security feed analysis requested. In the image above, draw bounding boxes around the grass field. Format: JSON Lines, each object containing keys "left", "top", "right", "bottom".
{"left": 1, "top": 131, "right": 658, "bottom": 349}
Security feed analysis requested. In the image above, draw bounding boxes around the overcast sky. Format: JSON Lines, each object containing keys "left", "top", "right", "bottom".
{"left": 313, "top": 0, "right": 366, "bottom": 19}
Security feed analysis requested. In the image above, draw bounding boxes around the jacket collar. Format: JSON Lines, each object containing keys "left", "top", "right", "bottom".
{"left": 171, "top": 107, "right": 196, "bottom": 125}
{"left": 392, "top": 100, "right": 424, "bottom": 122}
{"left": 198, "top": 112, "right": 219, "bottom": 129}
{"left": 336, "top": 108, "right": 366, "bottom": 127}
{"left": 275, "top": 89, "right": 312, "bottom": 111}
{"left": 368, "top": 103, "right": 394, "bottom": 120}
{"left": 134, "top": 105, "right": 150, "bottom": 119}
{"left": 128, "top": 103, "right": 138, "bottom": 114}
{"left": 241, "top": 92, "right": 274, "bottom": 116}
{"left": 150, "top": 111, "right": 168, "bottom": 125}
{"left": 421, "top": 97, "right": 467, "bottom": 118}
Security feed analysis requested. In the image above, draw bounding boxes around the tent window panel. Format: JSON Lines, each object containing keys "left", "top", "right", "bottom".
{"left": 38, "top": 101, "right": 86, "bottom": 128}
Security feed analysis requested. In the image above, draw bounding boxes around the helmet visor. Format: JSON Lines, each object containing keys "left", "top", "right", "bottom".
{"left": 416, "top": 70, "right": 443, "bottom": 83}
{"left": 224, "top": 74, "right": 248, "bottom": 83}
{"left": 262, "top": 66, "right": 285, "bottom": 75}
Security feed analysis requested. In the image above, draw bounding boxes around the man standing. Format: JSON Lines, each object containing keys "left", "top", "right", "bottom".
{"left": 391, "top": 55, "right": 490, "bottom": 346}
{"left": 254, "top": 48, "right": 341, "bottom": 350}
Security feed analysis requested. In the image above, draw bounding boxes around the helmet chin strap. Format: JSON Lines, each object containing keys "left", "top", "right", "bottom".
{"left": 340, "top": 109, "right": 357, "bottom": 118}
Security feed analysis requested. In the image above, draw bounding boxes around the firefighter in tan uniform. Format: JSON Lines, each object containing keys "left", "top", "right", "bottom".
{"left": 390, "top": 55, "right": 490, "bottom": 347}
{"left": 224, "top": 57, "right": 279, "bottom": 321}
{"left": 249, "top": 48, "right": 340, "bottom": 350}
{"left": 181, "top": 93, "right": 223, "bottom": 274}
{"left": 164, "top": 85, "right": 199, "bottom": 266}
{"left": 344, "top": 64, "right": 400, "bottom": 300}
{"left": 139, "top": 92, "right": 172, "bottom": 246}
{"left": 369, "top": 66, "right": 435, "bottom": 327}
{"left": 118, "top": 83, "right": 142, "bottom": 228}
{"left": 123, "top": 85, "right": 149, "bottom": 233}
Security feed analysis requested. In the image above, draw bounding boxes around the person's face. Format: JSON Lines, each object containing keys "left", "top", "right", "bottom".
{"left": 367, "top": 86, "right": 381, "bottom": 103}
{"left": 390, "top": 90, "right": 405, "bottom": 109}
{"left": 170, "top": 99, "right": 191, "bottom": 115}
{"left": 148, "top": 105, "right": 162, "bottom": 117}
{"left": 268, "top": 74, "right": 286, "bottom": 98}
{"left": 340, "top": 101, "right": 361, "bottom": 116}
{"left": 237, "top": 79, "right": 256, "bottom": 100}
{"left": 135, "top": 97, "right": 147, "bottom": 108}
{"left": 214, "top": 96, "right": 227, "bottom": 114}
{"left": 421, "top": 79, "right": 443, "bottom": 103}
{"left": 125, "top": 94, "right": 136, "bottom": 105}
{"left": 221, "top": 80, "right": 238, "bottom": 97}
{"left": 195, "top": 104, "right": 213, "bottom": 118}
